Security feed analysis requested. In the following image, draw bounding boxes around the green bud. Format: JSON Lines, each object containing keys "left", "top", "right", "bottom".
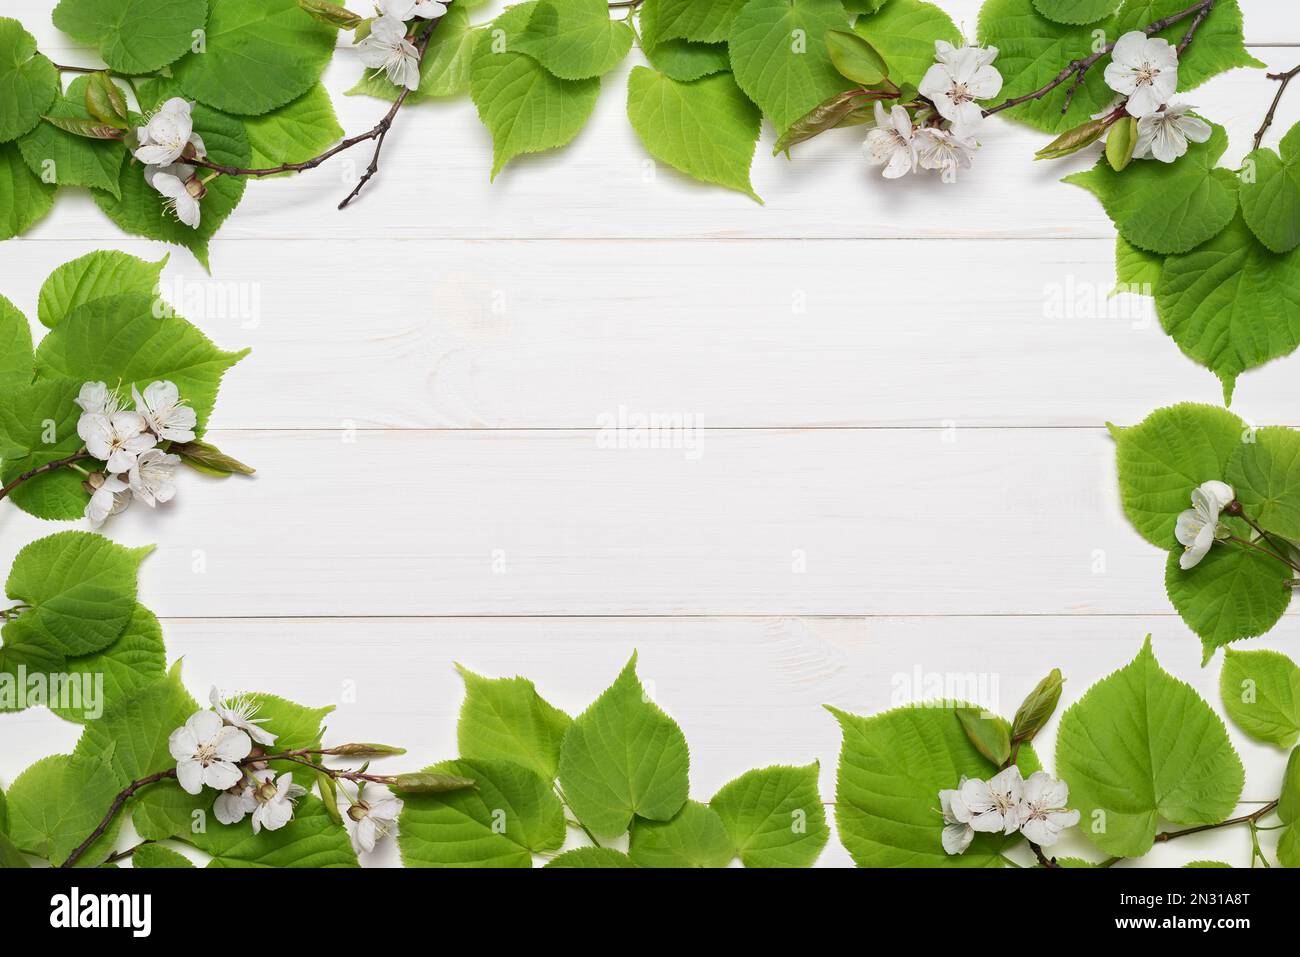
{"left": 956, "top": 707, "right": 1011, "bottom": 766}
{"left": 329, "top": 743, "right": 408, "bottom": 758}
{"left": 390, "top": 771, "right": 476, "bottom": 794}
{"left": 317, "top": 770, "right": 343, "bottom": 825}
{"left": 41, "top": 115, "right": 123, "bottom": 141}
{"left": 1010, "top": 669, "right": 1064, "bottom": 744}
{"left": 825, "top": 30, "right": 888, "bottom": 87}
{"left": 298, "top": 0, "right": 363, "bottom": 30}
{"left": 170, "top": 439, "right": 256, "bottom": 477}
{"left": 1105, "top": 115, "right": 1139, "bottom": 172}
{"left": 84, "top": 72, "right": 129, "bottom": 129}
{"left": 1034, "top": 117, "right": 1110, "bottom": 160}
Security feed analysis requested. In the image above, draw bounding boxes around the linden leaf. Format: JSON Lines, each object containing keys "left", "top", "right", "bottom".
{"left": 455, "top": 664, "right": 572, "bottom": 780}
{"left": 655, "top": 0, "right": 750, "bottom": 43}
{"left": 49, "top": 603, "right": 166, "bottom": 724}
{"left": 1113, "top": 235, "right": 1162, "bottom": 296}
{"left": 1219, "top": 648, "right": 1300, "bottom": 749}
{"left": 75, "top": 661, "right": 199, "bottom": 784}
{"left": 544, "top": 847, "right": 638, "bottom": 867}
{"left": 0, "top": 292, "right": 33, "bottom": 389}
{"left": 37, "top": 249, "right": 166, "bottom": 330}
{"left": 853, "top": 0, "right": 960, "bottom": 89}
{"left": 639, "top": 0, "right": 730, "bottom": 82}
{"left": 512, "top": 0, "right": 635, "bottom": 81}
{"left": 0, "top": 141, "right": 56, "bottom": 240}
{"left": 242, "top": 84, "right": 344, "bottom": 170}
{"left": 1165, "top": 546, "right": 1292, "bottom": 662}
{"left": 51, "top": 0, "right": 208, "bottom": 75}
{"left": 1240, "top": 121, "right": 1300, "bottom": 254}
{"left": 0, "top": 17, "right": 59, "bottom": 143}
{"left": 1032, "top": 0, "right": 1119, "bottom": 24}
{"left": 0, "top": 378, "right": 88, "bottom": 521}
{"left": 1056, "top": 637, "right": 1244, "bottom": 856}
{"left": 709, "top": 763, "right": 829, "bottom": 867}
{"left": 1227, "top": 426, "right": 1300, "bottom": 542}
{"left": 192, "top": 796, "right": 358, "bottom": 867}
{"left": 5, "top": 753, "right": 121, "bottom": 866}
{"left": 628, "top": 800, "right": 736, "bottom": 867}
{"left": 16, "top": 77, "right": 127, "bottom": 198}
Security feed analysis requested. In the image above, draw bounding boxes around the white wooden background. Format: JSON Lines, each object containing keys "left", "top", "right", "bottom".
{"left": 2, "top": 0, "right": 1298, "bottom": 867}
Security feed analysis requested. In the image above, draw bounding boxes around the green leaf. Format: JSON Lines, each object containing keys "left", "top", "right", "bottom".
{"left": 16, "top": 77, "right": 126, "bottom": 197}
{"left": 94, "top": 102, "right": 249, "bottom": 269}
{"left": 956, "top": 707, "right": 1012, "bottom": 766}
{"left": 544, "top": 846, "right": 637, "bottom": 867}
{"left": 5, "top": 531, "right": 150, "bottom": 657}
{"left": 51, "top": 0, "right": 207, "bottom": 74}
{"left": 0, "top": 293, "right": 32, "bottom": 389}
{"left": 0, "top": 832, "right": 28, "bottom": 867}
{"left": 469, "top": 5, "right": 601, "bottom": 179}
{"left": 347, "top": 4, "right": 475, "bottom": 101}
{"left": 512, "top": 0, "right": 635, "bottom": 81}
{"left": 1056, "top": 637, "right": 1244, "bottom": 857}
{"left": 1279, "top": 823, "right": 1300, "bottom": 867}
{"left": 242, "top": 84, "right": 343, "bottom": 170}
{"left": 655, "top": 0, "right": 749, "bottom": 42}
{"left": 1281, "top": 747, "right": 1300, "bottom": 824}
{"left": 1184, "top": 859, "right": 1232, "bottom": 867}
{"left": 1220, "top": 648, "right": 1300, "bottom": 749}
{"left": 247, "top": 693, "right": 333, "bottom": 786}
{"left": 852, "top": 0, "right": 960, "bottom": 90}
{"left": 191, "top": 796, "right": 359, "bottom": 867}
{"left": 639, "top": 0, "right": 731, "bottom": 82}
{"left": 829, "top": 704, "right": 1038, "bottom": 866}
{"left": 34, "top": 291, "right": 250, "bottom": 435}
{"left": 50, "top": 603, "right": 166, "bottom": 724}
{"left": 0, "top": 18, "right": 59, "bottom": 143}
{"left": 1156, "top": 214, "right": 1300, "bottom": 402}
{"left": 729, "top": 0, "right": 852, "bottom": 134}
{"left": 557, "top": 653, "right": 690, "bottom": 836}
{"left": 85, "top": 72, "right": 130, "bottom": 129}
{"left": 1113, "top": 235, "right": 1162, "bottom": 296}
{"left": 399, "top": 758, "right": 565, "bottom": 867}
{"left": 1241, "top": 122, "right": 1300, "bottom": 254}
{"left": 709, "top": 763, "right": 828, "bottom": 867}
{"left": 628, "top": 800, "right": 736, "bottom": 867}
{"left": 172, "top": 0, "right": 339, "bottom": 116}
{"left": 0, "top": 141, "right": 57, "bottom": 240}
{"left": 1110, "top": 402, "right": 1246, "bottom": 549}
{"left": 1227, "top": 427, "right": 1300, "bottom": 541}
{"left": 1063, "top": 124, "right": 1238, "bottom": 256}
{"left": 6, "top": 753, "right": 121, "bottom": 866}
{"left": 130, "top": 781, "right": 210, "bottom": 841}
{"left": 826, "top": 29, "right": 888, "bottom": 85}
{"left": 455, "top": 664, "right": 572, "bottom": 780}
{"left": 1112, "top": 1, "right": 1262, "bottom": 92}
{"left": 626, "top": 67, "right": 762, "bottom": 201}
{"left": 75, "top": 661, "right": 199, "bottom": 784}
{"left": 37, "top": 249, "right": 166, "bottom": 330}
{"left": 1032, "top": 0, "right": 1119, "bottom": 24}
{"left": 0, "top": 618, "right": 66, "bottom": 714}
{"left": 0, "top": 378, "right": 88, "bottom": 520}
{"left": 132, "top": 843, "right": 194, "bottom": 868}
{"left": 1165, "top": 546, "right": 1292, "bottom": 662}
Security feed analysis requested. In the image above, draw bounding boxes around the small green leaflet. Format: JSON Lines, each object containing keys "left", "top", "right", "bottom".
{"left": 5, "top": 531, "right": 150, "bottom": 658}
{"left": 243, "top": 84, "right": 344, "bottom": 170}
{"left": 627, "top": 67, "right": 762, "bottom": 201}
{"left": 1227, "top": 426, "right": 1300, "bottom": 541}
{"left": 628, "top": 800, "right": 736, "bottom": 867}
{"left": 545, "top": 847, "right": 637, "bottom": 867}
{"left": 556, "top": 653, "right": 690, "bottom": 836}
{"left": 1240, "top": 121, "right": 1300, "bottom": 254}
{"left": 655, "top": 0, "right": 749, "bottom": 43}
{"left": 852, "top": 0, "right": 960, "bottom": 89}
{"left": 1063, "top": 123, "right": 1239, "bottom": 256}
{"left": 50, "top": 603, "right": 166, "bottom": 724}
{"left": 5, "top": 752, "right": 122, "bottom": 866}
{"left": 348, "top": 4, "right": 476, "bottom": 102}
{"left": 1056, "top": 638, "right": 1244, "bottom": 857}
{"left": 172, "top": 0, "right": 340, "bottom": 116}
{"left": 0, "top": 18, "right": 58, "bottom": 143}
{"left": 0, "top": 292, "right": 32, "bottom": 388}
{"left": 51, "top": 0, "right": 207, "bottom": 75}
{"left": 192, "top": 796, "right": 359, "bottom": 867}
{"left": 1032, "top": 0, "right": 1119, "bottom": 24}
{"left": 0, "top": 141, "right": 56, "bottom": 240}
{"left": 1156, "top": 214, "right": 1300, "bottom": 402}
{"left": 455, "top": 664, "right": 572, "bottom": 780}
{"left": 1165, "top": 544, "right": 1292, "bottom": 661}
{"left": 399, "top": 758, "right": 565, "bottom": 866}
{"left": 36, "top": 249, "right": 167, "bottom": 330}
{"left": 709, "top": 763, "right": 829, "bottom": 867}
{"left": 469, "top": 4, "right": 601, "bottom": 179}
{"left": 830, "top": 704, "right": 1039, "bottom": 866}
{"left": 1219, "top": 648, "right": 1300, "bottom": 749}
{"left": 639, "top": 0, "right": 730, "bottom": 82}
{"left": 512, "top": 0, "right": 635, "bottom": 81}
{"left": 16, "top": 76, "right": 127, "bottom": 198}
{"left": 728, "top": 0, "right": 853, "bottom": 135}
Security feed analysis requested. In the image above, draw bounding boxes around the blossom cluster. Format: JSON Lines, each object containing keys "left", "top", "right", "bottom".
{"left": 132, "top": 98, "right": 209, "bottom": 228}
{"left": 1101, "top": 31, "right": 1210, "bottom": 164}
{"left": 355, "top": 0, "right": 449, "bottom": 91}
{"left": 864, "top": 40, "right": 1002, "bottom": 182}
{"left": 75, "top": 380, "right": 195, "bottom": 528}
{"left": 939, "top": 766, "right": 1079, "bottom": 855}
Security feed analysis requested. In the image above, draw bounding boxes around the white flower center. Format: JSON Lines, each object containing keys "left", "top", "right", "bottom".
{"left": 194, "top": 742, "right": 219, "bottom": 765}
{"left": 947, "top": 81, "right": 972, "bottom": 104}
{"left": 1135, "top": 63, "right": 1159, "bottom": 86}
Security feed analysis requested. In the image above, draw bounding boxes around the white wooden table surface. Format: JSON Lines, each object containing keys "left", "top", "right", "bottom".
{"left": 2, "top": 0, "right": 1298, "bottom": 867}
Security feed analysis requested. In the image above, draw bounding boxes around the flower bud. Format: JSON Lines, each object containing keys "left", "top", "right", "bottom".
{"left": 183, "top": 174, "right": 208, "bottom": 200}
{"left": 389, "top": 771, "right": 476, "bottom": 794}
{"left": 329, "top": 743, "right": 407, "bottom": 757}
{"left": 255, "top": 780, "right": 278, "bottom": 802}
{"left": 1034, "top": 117, "right": 1111, "bottom": 161}
{"left": 347, "top": 801, "right": 370, "bottom": 822}
{"left": 1010, "top": 669, "right": 1064, "bottom": 744}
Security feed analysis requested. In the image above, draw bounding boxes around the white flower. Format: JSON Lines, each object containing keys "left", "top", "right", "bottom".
{"left": 1017, "top": 771, "right": 1080, "bottom": 846}
{"left": 74, "top": 381, "right": 122, "bottom": 417}
{"left": 356, "top": 15, "right": 421, "bottom": 91}
{"left": 1175, "top": 480, "right": 1235, "bottom": 570}
{"left": 168, "top": 709, "right": 253, "bottom": 795}
{"left": 379, "top": 0, "right": 447, "bottom": 19}
{"left": 213, "top": 780, "right": 257, "bottom": 825}
{"left": 144, "top": 163, "right": 201, "bottom": 229}
{"left": 919, "top": 40, "right": 1002, "bottom": 129}
{"left": 1134, "top": 102, "right": 1212, "bottom": 163}
{"left": 938, "top": 784, "right": 975, "bottom": 855}
{"left": 128, "top": 448, "right": 181, "bottom": 507}
{"left": 78, "top": 410, "right": 156, "bottom": 473}
{"left": 863, "top": 102, "right": 917, "bottom": 179}
{"left": 344, "top": 791, "right": 403, "bottom": 854}
{"left": 133, "top": 97, "right": 205, "bottom": 166}
{"left": 85, "top": 474, "right": 131, "bottom": 528}
{"left": 1103, "top": 31, "right": 1178, "bottom": 119}
{"left": 210, "top": 687, "right": 278, "bottom": 746}
{"left": 947, "top": 766, "right": 1024, "bottom": 835}
{"left": 251, "top": 772, "right": 306, "bottom": 833}
{"left": 914, "top": 125, "right": 979, "bottom": 179}
{"left": 132, "top": 380, "right": 197, "bottom": 443}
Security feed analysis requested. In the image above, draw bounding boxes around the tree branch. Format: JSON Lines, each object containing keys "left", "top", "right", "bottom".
{"left": 1153, "top": 800, "right": 1279, "bottom": 843}
{"left": 0, "top": 450, "right": 92, "bottom": 503}
{"left": 1253, "top": 65, "right": 1300, "bottom": 151}
{"left": 983, "top": 0, "right": 1214, "bottom": 118}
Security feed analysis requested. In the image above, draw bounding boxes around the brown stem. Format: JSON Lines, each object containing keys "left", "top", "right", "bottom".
{"left": 983, "top": 0, "right": 1214, "bottom": 118}
{"left": 1253, "top": 65, "right": 1300, "bottom": 151}
{"left": 1153, "top": 800, "right": 1279, "bottom": 843}
{"left": 104, "top": 839, "right": 156, "bottom": 864}
{"left": 188, "top": 15, "right": 443, "bottom": 207}
{"left": 0, "top": 450, "right": 93, "bottom": 502}
{"left": 1227, "top": 534, "right": 1300, "bottom": 573}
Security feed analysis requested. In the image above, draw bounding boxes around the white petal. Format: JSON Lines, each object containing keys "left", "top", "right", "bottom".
{"left": 203, "top": 760, "right": 243, "bottom": 791}
{"left": 1125, "top": 84, "right": 1164, "bottom": 119}
{"left": 1110, "top": 32, "right": 1149, "bottom": 69}
{"left": 168, "top": 725, "right": 199, "bottom": 760}
{"left": 186, "top": 708, "right": 225, "bottom": 743}
{"left": 175, "top": 759, "right": 204, "bottom": 795}
{"left": 942, "top": 822, "right": 974, "bottom": 855}
{"left": 213, "top": 726, "right": 254, "bottom": 762}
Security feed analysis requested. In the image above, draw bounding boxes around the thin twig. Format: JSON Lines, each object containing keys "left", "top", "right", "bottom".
{"left": 983, "top": 0, "right": 1214, "bottom": 118}
{"left": 1253, "top": 65, "right": 1300, "bottom": 150}
{"left": 1153, "top": 800, "right": 1279, "bottom": 843}
{"left": 0, "top": 450, "right": 92, "bottom": 502}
